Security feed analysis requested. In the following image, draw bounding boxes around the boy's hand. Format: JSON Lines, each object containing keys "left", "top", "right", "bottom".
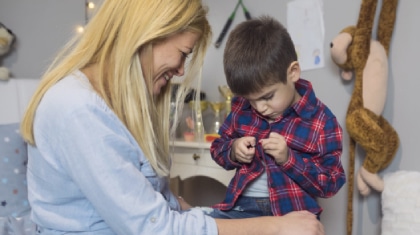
{"left": 230, "top": 136, "right": 256, "bottom": 163}
{"left": 259, "top": 132, "right": 289, "bottom": 164}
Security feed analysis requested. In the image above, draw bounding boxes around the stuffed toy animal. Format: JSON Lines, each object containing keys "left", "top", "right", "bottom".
{"left": 329, "top": 0, "right": 399, "bottom": 234}
{"left": 0, "top": 22, "right": 15, "bottom": 81}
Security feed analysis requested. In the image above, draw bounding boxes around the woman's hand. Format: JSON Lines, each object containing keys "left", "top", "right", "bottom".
{"left": 215, "top": 210, "right": 324, "bottom": 235}
{"left": 276, "top": 210, "right": 324, "bottom": 235}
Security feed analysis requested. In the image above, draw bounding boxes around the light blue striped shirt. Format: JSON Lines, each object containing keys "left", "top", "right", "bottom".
{"left": 27, "top": 71, "right": 217, "bottom": 235}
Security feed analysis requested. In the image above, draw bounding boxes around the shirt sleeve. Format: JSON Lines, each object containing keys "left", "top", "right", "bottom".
{"left": 210, "top": 106, "right": 242, "bottom": 170}
{"left": 280, "top": 116, "right": 346, "bottom": 198}
{"left": 49, "top": 104, "right": 217, "bottom": 235}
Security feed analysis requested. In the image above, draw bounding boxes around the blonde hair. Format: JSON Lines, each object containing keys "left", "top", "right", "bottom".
{"left": 20, "top": 0, "right": 212, "bottom": 176}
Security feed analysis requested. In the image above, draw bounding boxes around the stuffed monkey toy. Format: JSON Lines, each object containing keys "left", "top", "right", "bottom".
{"left": 329, "top": 0, "right": 399, "bottom": 234}
{"left": 0, "top": 23, "right": 15, "bottom": 81}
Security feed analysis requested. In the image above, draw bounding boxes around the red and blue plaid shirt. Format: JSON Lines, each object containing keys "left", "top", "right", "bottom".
{"left": 210, "top": 79, "right": 345, "bottom": 216}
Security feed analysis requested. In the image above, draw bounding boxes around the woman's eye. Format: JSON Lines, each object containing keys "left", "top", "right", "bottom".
{"left": 181, "top": 52, "right": 189, "bottom": 59}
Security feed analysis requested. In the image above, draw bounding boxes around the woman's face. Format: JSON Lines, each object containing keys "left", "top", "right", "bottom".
{"left": 141, "top": 31, "right": 200, "bottom": 96}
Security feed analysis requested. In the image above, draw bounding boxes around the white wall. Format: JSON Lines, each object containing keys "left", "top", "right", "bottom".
{"left": 0, "top": 0, "right": 85, "bottom": 78}
{"left": 1, "top": 0, "right": 420, "bottom": 234}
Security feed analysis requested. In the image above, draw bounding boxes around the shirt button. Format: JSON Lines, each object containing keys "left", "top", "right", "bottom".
{"left": 150, "top": 217, "right": 157, "bottom": 223}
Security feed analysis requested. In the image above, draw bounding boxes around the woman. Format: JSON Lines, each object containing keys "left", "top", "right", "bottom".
{"left": 21, "top": 0, "right": 324, "bottom": 234}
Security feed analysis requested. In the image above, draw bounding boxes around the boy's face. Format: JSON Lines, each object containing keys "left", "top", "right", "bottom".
{"left": 242, "top": 61, "right": 301, "bottom": 121}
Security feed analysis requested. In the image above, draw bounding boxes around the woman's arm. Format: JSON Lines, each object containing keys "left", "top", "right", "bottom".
{"left": 216, "top": 211, "right": 324, "bottom": 235}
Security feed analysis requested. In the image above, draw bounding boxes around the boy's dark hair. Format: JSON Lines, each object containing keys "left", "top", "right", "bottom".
{"left": 223, "top": 15, "right": 297, "bottom": 96}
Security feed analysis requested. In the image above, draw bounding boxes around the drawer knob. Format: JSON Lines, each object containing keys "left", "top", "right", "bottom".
{"left": 192, "top": 153, "right": 200, "bottom": 160}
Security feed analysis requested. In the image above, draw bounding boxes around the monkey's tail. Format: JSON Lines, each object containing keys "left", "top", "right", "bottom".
{"left": 347, "top": 138, "right": 356, "bottom": 235}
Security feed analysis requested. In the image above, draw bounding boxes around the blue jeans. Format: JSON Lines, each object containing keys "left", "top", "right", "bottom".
{"left": 204, "top": 196, "right": 273, "bottom": 219}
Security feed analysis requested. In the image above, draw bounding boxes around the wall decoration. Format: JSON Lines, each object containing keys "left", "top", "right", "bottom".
{"left": 287, "top": 0, "right": 325, "bottom": 71}
{"left": 214, "top": 0, "right": 252, "bottom": 48}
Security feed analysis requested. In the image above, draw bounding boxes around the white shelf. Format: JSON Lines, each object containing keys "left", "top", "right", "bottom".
{"left": 170, "top": 139, "right": 211, "bottom": 149}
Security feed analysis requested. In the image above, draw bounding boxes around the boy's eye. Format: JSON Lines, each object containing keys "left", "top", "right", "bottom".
{"left": 263, "top": 94, "right": 274, "bottom": 100}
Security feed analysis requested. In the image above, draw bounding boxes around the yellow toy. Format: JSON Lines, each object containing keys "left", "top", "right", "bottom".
{"left": 329, "top": 0, "right": 399, "bottom": 234}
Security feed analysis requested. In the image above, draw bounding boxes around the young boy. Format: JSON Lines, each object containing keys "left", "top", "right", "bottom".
{"left": 207, "top": 15, "right": 346, "bottom": 219}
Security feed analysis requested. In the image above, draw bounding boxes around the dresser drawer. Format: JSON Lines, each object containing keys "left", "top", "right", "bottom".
{"left": 171, "top": 147, "right": 220, "bottom": 168}
{"left": 169, "top": 141, "right": 235, "bottom": 187}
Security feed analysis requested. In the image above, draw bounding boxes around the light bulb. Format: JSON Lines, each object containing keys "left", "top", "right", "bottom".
{"left": 87, "top": 2, "right": 95, "bottom": 9}
{"left": 76, "top": 25, "right": 85, "bottom": 34}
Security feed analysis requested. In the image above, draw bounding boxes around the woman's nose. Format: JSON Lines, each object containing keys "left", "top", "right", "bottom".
{"left": 174, "top": 63, "right": 185, "bottom": 76}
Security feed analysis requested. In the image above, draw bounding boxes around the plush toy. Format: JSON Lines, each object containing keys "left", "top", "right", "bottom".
{"left": 0, "top": 22, "right": 15, "bottom": 81}
{"left": 329, "top": 0, "right": 399, "bottom": 234}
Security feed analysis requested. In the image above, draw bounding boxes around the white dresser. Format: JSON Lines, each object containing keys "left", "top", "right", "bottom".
{"left": 169, "top": 140, "right": 235, "bottom": 192}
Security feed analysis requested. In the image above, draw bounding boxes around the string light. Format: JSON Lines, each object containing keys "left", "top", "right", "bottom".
{"left": 85, "top": 1, "right": 96, "bottom": 24}
{"left": 76, "top": 26, "right": 85, "bottom": 34}
{"left": 87, "top": 2, "right": 95, "bottom": 9}
{"left": 77, "top": 1, "right": 96, "bottom": 34}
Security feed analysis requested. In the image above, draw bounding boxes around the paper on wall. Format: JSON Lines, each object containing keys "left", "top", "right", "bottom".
{"left": 287, "top": 0, "right": 325, "bottom": 71}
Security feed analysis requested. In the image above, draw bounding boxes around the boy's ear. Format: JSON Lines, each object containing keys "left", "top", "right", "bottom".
{"left": 288, "top": 61, "right": 301, "bottom": 82}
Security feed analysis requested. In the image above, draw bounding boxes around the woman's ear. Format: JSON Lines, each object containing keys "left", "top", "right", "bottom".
{"left": 288, "top": 61, "right": 301, "bottom": 82}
